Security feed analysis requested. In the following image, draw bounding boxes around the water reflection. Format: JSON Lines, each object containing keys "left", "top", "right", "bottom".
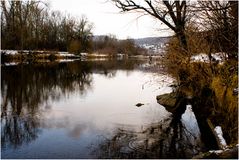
{"left": 95, "top": 103, "right": 203, "bottom": 159}
{"left": 1, "top": 61, "right": 93, "bottom": 115}
{"left": 1, "top": 59, "right": 154, "bottom": 151}
{"left": 181, "top": 105, "right": 202, "bottom": 154}
{"left": 1, "top": 115, "right": 41, "bottom": 149}
{"left": 1, "top": 61, "right": 94, "bottom": 147}
{"left": 1, "top": 59, "right": 203, "bottom": 158}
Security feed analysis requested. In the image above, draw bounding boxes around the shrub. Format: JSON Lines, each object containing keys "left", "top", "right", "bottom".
{"left": 162, "top": 31, "right": 238, "bottom": 145}
{"left": 68, "top": 40, "right": 81, "bottom": 54}
{"left": 48, "top": 54, "right": 57, "bottom": 61}
{"left": 211, "top": 60, "right": 238, "bottom": 144}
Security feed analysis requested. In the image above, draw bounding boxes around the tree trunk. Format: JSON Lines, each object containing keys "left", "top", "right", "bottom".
{"left": 176, "top": 29, "right": 188, "bottom": 52}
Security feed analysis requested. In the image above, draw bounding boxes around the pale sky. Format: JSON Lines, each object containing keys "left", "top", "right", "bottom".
{"left": 50, "top": 0, "right": 173, "bottom": 39}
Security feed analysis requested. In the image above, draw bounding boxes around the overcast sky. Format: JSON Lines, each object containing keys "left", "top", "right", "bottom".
{"left": 50, "top": 0, "right": 173, "bottom": 39}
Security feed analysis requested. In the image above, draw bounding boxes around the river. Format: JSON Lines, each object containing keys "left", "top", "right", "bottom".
{"left": 1, "top": 59, "right": 204, "bottom": 158}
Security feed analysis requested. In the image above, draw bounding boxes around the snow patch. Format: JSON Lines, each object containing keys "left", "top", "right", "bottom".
{"left": 214, "top": 126, "right": 227, "bottom": 149}
{"left": 58, "top": 53, "right": 75, "bottom": 57}
{"left": 1, "top": 50, "right": 18, "bottom": 55}
{"left": 209, "top": 150, "right": 224, "bottom": 154}
{"left": 191, "top": 52, "right": 227, "bottom": 64}
{"left": 3, "top": 62, "right": 19, "bottom": 66}
{"left": 58, "top": 59, "right": 74, "bottom": 63}
{"left": 89, "top": 53, "right": 108, "bottom": 57}
{"left": 1, "top": 50, "right": 76, "bottom": 56}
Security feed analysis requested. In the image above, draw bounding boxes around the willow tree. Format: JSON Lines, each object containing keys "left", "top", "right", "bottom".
{"left": 112, "top": 0, "right": 188, "bottom": 52}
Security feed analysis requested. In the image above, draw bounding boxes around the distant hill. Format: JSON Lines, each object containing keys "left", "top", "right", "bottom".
{"left": 134, "top": 36, "right": 171, "bottom": 46}
{"left": 133, "top": 36, "right": 171, "bottom": 54}
{"left": 93, "top": 35, "right": 172, "bottom": 54}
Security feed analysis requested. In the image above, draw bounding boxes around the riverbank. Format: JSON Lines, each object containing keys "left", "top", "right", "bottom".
{"left": 156, "top": 91, "right": 238, "bottom": 159}
{"left": 1, "top": 50, "right": 162, "bottom": 63}
{"left": 1, "top": 50, "right": 80, "bottom": 62}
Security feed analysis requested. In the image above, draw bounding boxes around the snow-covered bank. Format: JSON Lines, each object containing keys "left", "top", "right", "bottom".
{"left": 1, "top": 50, "right": 81, "bottom": 62}
{"left": 1, "top": 50, "right": 76, "bottom": 56}
{"left": 2, "top": 62, "right": 20, "bottom": 66}
{"left": 1, "top": 50, "right": 19, "bottom": 55}
{"left": 190, "top": 52, "right": 227, "bottom": 64}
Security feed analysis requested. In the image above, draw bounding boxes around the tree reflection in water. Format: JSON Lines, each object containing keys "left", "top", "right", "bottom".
{"left": 1, "top": 115, "right": 41, "bottom": 149}
{"left": 1, "top": 59, "right": 145, "bottom": 150}
{"left": 1, "top": 61, "right": 93, "bottom": 149}
{"left": 94, "top": 98, "right": 204, "bottom": 159}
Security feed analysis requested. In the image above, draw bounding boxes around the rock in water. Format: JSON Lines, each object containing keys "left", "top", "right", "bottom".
{"left": 156, "top": 92, "right": 177, "bottom": 111}
{"left": 135, "top": 103, "right": 144, "bottom": 107}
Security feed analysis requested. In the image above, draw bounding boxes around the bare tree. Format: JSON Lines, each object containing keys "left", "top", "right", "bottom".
{"left": 196, "top": 1, "right": 238, "bottom": 60}
{"left": 112, "top": 0, "right": 188, "bottom": 52}
{"left": 1, "top": 0, "right": 46, "bottom": 49}
{"left": 76, "top": 16, "right": 94, "bottom": 52}
{"left": 1, "top": 0, "right": 94, "bottom": 52}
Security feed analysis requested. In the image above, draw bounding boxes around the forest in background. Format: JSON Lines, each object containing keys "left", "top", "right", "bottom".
{"left": 1, "top": 0, "right": 146, "bottom": 55}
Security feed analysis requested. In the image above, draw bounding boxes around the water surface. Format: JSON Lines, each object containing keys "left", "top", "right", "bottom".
{"left": 1, "top": 59, "right": 203, "bottom": 158}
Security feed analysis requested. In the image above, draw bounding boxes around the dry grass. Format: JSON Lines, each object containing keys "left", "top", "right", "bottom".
{"left": 211, "top": 63, "right": 238, "bottom": 144}
{"left": 162, "top": 35, "right": 238, "bottom": 145}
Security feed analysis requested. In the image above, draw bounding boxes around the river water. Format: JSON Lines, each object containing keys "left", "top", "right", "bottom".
{"left": 1, "top": 59, "right": 204, "bottom": 158}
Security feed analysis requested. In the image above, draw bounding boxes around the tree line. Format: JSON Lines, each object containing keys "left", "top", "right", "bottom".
{"left": 93, "top": 34, "right": 147, "bottom": 55}
{"left": 1, "top": 0, "right": 93, "bottom": 52}
{"left": 1, "top": 0, "right": 144, "bottom": 55}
